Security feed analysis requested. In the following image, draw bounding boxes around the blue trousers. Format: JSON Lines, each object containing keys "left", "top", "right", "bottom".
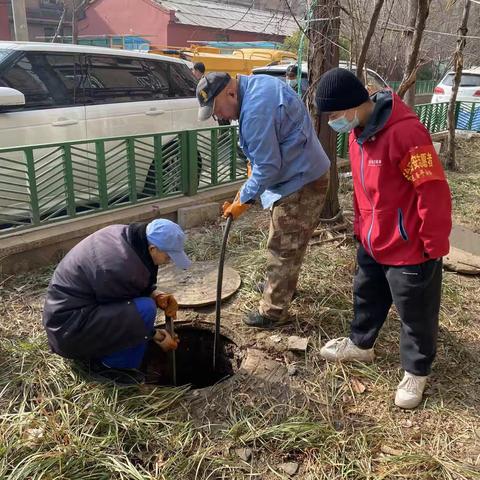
{"left": 101, "top": 297, "right": 156, "bottom": 369}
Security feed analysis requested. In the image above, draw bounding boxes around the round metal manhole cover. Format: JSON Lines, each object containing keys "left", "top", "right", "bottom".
{"left": 156, "top": 261, "right": 241, "bottom": 307}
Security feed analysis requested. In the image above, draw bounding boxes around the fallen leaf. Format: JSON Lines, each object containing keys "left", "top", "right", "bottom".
{"left": 278, "top": 462, "right": 299, "bottom": 475}
{"left": 351, "top": 377, "right": 366, "bottom": 394}
{"left": 235, "top": 447, "right": 252, "bottom": 462}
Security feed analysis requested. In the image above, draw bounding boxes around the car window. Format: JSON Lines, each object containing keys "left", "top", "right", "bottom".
{"left": 0, "top": 52, "right": 79, "bottom": 109}
{"left": 0, "top": 50, "right": 12, "bottom": 64}
{"left": 168, "top": 62, "right": 196, "bottom": 98}
{"left": 144, "top": 60, "right": 170, "bottom": 99}
{"left": 44, "top": 53, "right": 83, "bottom": 103}
{"left": 443, "top": 73, "right": 480, "bottom": 87}
{"left": 83, "top": 55, "right": 154, "bottom": 104}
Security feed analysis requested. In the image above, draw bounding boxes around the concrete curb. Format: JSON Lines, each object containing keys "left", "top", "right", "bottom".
{"left": 0, "top": 182, "right": 242, "bottom": 274}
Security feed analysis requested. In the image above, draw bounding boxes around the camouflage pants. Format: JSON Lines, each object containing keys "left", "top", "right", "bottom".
{"left": 259, "top": 172, "right": 329, "bottom": 321}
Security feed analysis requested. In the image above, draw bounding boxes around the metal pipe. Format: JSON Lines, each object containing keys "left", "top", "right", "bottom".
{"left": 165, "top": 315, "right": 177, "bottom": 386}
{"left": 213, "top": 215, "right": 233, "bottom": 370}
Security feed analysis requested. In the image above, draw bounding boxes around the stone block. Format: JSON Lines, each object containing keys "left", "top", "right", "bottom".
{"left": 177, "top": 202, "right": 220, "bottom": 229}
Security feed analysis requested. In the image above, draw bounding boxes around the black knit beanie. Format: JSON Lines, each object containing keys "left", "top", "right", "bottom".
{"left": 316, "top": 68, "right": 369, "bottom": 112}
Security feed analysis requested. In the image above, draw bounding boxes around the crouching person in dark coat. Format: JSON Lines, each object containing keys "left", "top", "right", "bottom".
{"left": 42, "top": 219, "right": 191, "bottom": 385}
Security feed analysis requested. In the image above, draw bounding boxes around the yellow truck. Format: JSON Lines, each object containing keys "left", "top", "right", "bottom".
{"left": 150, "top": 45, "right": 297, "bottom": 76}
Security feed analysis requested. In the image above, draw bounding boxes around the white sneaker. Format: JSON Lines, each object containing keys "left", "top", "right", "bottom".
{"left": 395, "top": 372, "right": 428, "bottom": 409}
{"left": 320, "top": 337, "right": 374, "bottom": 363}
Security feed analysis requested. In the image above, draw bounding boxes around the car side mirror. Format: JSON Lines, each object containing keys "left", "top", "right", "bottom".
{"left": 0, "top": 87, "right": 25, "bottom": 107}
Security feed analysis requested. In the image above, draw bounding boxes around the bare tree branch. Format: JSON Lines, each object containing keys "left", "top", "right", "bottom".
{"left": 356, "top": 0, "right": 386, "bottom": 80}
{"left": 52, "top": 1, "right": 67, "bottom": 42}
{"left": 397, "top": 0, "right": 431, "bottom": 105}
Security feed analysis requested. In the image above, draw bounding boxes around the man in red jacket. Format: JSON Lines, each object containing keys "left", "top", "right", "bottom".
{"left": 316, "top": 68, "right": 452, "bottom": 409}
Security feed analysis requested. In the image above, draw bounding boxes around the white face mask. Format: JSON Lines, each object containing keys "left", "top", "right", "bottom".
{"left": 328, "top": 110, "right": 360, "bottom": 133}
{"left": 286, "top": 79, "right": 296, "bottom": 86}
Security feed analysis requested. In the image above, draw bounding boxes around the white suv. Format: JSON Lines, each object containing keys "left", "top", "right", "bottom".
{"left": 431, "top": 68, "right": 480, "bottom": 103}
{"left": 0, "top": 42, "right": 204, "bottom": 147}
{"left": 0, "top": 42, "right": 213, "bottom": 227}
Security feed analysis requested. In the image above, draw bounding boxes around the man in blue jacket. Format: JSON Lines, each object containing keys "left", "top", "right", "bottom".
{"left": 197, "top": 72, "right": 331, "bottom": 328}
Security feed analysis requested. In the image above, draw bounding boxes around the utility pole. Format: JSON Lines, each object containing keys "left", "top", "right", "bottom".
{"left": 11, "top": 0, "right": 29, "bottom": 41}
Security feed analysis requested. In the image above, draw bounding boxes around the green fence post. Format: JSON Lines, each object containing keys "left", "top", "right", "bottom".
{"left": 211, "top": 128, "right": 219, "bottom": 186}
{"left": 153, "top": 134, "right": 164, "bottom": 197}
{"left": 337, "top": 133, "right": 348, "bottom": 158}
{"left": 62, "top": 144, "right": 76, "bottom": 218}
{"left": 425, "top": 104, "right": 432, "bottom": 129}
{"left": 188, "top": 130, "right": 198, "bottom": 196}
{"left": 126, "top": 138, "right": 137, "bottom": 203}
{"left": 441, "top": 102, "right": 448, "bottom": 132}
{"left": 468, "top": 102, "right": 476, "bottom": 130}
{"left": 230, "top": 127, "right": 238, "bottom": 181}
{"left": 180, "top": 131, "right": 190, "bottom": 195}
{"left": 95, "top": 140, "right": 109, "bottom": 209}
{"left": 25, "top": 147, "right": 41, "bottom": 226}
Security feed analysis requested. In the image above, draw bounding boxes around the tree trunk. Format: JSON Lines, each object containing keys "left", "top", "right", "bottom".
{"left": 356, "top": 0, "right": 385, "bottom": 81}
{"left": 446, "top": 0, "right": 471, "bottom": 171}
{"left": 398, "top": 0, "right": 431, "bottom": 106}
{"left": 307, "top": 0, "right": 341, "bottom": 220}
{"left": 402, "top": 0, "right": 418, "bottom": 105}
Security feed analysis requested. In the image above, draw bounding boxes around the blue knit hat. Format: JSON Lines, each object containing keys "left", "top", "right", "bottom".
{"left": 316, "top": 68, "right": 369, "bottom": 112}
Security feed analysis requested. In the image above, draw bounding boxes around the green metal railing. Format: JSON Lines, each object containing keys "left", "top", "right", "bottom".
{"left": 1, "top": 102, "right": 479, "bottom": 235}
{"left": 388, "top": 80, "right": 437, "bottom": 95}
{"left": 414, "top": 101, "right": 449, "bottom": 133}
{"left": 0, "top": 126, "right": 246, "bottom": 234}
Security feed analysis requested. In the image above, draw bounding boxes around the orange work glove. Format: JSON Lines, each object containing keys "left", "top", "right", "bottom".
{"left": 222, "top": 192, "right": 250, "bottom": 220}
{"left": 247, "top": 160, "right": 252, "bottom": 178}
{"left": 154, "top": 293, "right": 179, "bottom": 319}
{"left": 153, "top": 329, "right": 179, "bottom": 352}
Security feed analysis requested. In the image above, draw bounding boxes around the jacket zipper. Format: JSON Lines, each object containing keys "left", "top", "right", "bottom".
{"left": 359, "top": 144, "right": 376, "bottom": 259}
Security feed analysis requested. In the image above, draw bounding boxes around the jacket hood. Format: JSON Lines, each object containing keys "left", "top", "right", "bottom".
{"left": 356, "top": 90, "right": 418, "bottom": 145}
{"left": 125, "top": 222, "right": 158, "bottom": 291}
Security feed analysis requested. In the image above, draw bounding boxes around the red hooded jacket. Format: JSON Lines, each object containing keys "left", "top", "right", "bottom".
{"left": 349, "top": 91, "right": 452, "bottom": 266}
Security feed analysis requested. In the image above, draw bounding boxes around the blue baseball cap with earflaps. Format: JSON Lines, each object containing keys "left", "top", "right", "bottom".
{"left": 146, "top": 219, "right": 191, "bottom": 270}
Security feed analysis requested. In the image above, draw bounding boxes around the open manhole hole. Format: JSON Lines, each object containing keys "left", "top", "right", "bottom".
{"left": 141, "top": 323, "right": 243, "bottom": 389}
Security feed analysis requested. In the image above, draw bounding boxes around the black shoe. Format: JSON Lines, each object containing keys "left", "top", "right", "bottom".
{"left": 242, "top": 311, "right": 285, "bottom": 329}
{"left": 255, "top": 281, "right": 298, "bottom": 300}
{"left": 73, "top": 359, "right": 145, "bottom": 386}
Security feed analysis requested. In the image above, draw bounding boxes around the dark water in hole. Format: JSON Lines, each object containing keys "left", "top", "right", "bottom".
{"left": 141, "top": 327, "right": 241, "bottom": 388}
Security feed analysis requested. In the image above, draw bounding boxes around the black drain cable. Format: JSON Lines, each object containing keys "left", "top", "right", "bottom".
{"left": 165, "top": 315, "right": 177, "bottom": 386}
{"left": 213, "top": 215, "right": 233, "bottom": 371}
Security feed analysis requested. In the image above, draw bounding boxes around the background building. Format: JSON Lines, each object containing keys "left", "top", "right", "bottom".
{"left": 77, "top": 0, "right": 296, "bottom": 48}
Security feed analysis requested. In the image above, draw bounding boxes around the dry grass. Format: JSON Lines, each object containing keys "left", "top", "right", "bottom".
{"left": 443, "top": 136, "right": 480, "bottom": 233}
{"left": 1, "top": 144, "right": 480, "bottom": 479}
